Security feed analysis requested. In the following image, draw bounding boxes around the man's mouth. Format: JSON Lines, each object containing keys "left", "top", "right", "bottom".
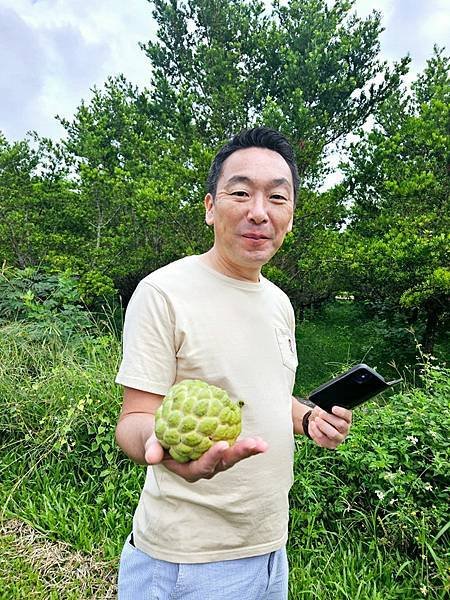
{"left": 242, "top": 233, "right": 270, "bottom": 240}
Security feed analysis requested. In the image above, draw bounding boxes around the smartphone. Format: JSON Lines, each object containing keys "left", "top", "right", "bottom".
{"left": 307, "top": 364, "right": 401, "bottom": 413}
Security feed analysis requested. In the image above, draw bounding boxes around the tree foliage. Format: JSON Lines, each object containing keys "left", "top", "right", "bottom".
{"left": 340, "top": 48, "right": 450, "bottom": 353}
{"left": 142, "top": 0, "right": 409, "bottom": 308}
{"left": 0, "top": 134, "right": 73, "bottom": 269}
{"left": 144, "top": 0, "right": 408, "bottom": 179}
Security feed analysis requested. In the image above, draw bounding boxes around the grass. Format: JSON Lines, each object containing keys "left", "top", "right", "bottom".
{"left": 0, "top": 520, "right": 116, "bottom": 599}
{"left": 287, "top": 522, "right": 442, "bottom": 599}
{"left": 1, "top": 518, "right": 444, "bottom": 600}
{"left": 295, "top": 300, "right": 449, "bottom": 395}
{"left": 0, "top": 302, "right": 448, "bottom": 598}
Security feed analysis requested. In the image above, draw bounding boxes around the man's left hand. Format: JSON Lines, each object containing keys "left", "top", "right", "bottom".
{"left": 308, "top": 405, "right": 352, "bottom": 449}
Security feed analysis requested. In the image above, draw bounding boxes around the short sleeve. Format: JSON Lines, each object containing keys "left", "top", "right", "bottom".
{"left": 115, "top": 281, "right": 176, "bottom": 395}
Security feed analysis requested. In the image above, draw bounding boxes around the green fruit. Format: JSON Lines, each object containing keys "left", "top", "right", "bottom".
{"left": 155, "top": 379, "right": 243, "bottom": 463}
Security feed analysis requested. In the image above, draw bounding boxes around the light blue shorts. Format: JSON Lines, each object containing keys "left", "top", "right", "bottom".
{"left": 118, "top": 534, "right": 288, "bottom": 600}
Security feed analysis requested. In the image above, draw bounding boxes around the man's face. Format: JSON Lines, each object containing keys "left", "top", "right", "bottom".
{"left": 204, "top": 147, "right": 294, "bottom": 272}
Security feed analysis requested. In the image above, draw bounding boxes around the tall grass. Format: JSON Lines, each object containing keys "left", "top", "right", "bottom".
{"left": 0, "top": 321, "right": 143, "bottom": 558}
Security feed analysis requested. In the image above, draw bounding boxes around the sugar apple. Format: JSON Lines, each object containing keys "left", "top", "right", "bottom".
{"left": 154, "top": 379, "right": 243, "bottom": 463}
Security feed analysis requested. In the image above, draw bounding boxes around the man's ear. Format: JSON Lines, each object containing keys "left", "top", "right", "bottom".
{"left": 287, "top": 214, "right": 293, "bottom": 233}
{"left": 204, "top": 193, "right": 215, "bottom": 226}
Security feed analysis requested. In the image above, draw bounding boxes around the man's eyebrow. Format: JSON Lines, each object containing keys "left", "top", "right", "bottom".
{"left": 225, "top": 175, "right": 291, "bottom": 188}
{"left": 270, "top": 177, "right": 291, "bottom": 188}
{"left": 225, "top": 175, "right": 252, "bottom": 185}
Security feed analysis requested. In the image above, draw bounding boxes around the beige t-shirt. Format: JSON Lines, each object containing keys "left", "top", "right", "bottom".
{"left": 116, "top": 255, "right": 298, "bottom": 563}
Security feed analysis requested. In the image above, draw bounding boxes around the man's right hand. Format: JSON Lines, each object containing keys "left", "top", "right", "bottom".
{"left": 145, "top": 433, "right": 268, "bottom": 483}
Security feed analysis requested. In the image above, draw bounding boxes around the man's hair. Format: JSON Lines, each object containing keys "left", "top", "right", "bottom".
{"left": 207, "top": 127, "right": 300, "bottom": 204}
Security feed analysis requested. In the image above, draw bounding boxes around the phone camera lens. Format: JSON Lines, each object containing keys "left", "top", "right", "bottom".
{"left": 353, "top": 372, "right": 371, "bottom": 384}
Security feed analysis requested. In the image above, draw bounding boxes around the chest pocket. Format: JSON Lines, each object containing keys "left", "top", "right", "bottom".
{"left": 275, "top": 328, "right": 298, "bottom": 373}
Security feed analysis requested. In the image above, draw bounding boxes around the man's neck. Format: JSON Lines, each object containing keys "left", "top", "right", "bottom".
{"left": 200, "top": 250, "right": 261, "bottom": 283}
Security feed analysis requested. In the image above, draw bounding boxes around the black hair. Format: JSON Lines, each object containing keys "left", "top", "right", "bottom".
{"left": 206, "top": 127, "right": 300, "bottom": 204}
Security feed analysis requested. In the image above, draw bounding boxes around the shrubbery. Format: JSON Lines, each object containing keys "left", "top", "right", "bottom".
{"left": 0, "top": 267, "right": 93, "bottom": 341}
{"left": 0, "top": 329, "right": 143, "bottom": 558}
{"left": 291, "top": 361, "right": 449, "bottom": 544}
{"left": 290, "top": 360, "right": 449, "bottom": 593}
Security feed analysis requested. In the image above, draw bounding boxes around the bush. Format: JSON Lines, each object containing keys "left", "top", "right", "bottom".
{"left": 0, "top": 266, "right": 93, "bottom": 341}
{"left": 1, "top": 307, "right": 448, "bottom": 593}
{"left": 290, "top": 361, "right": 450, "bottom": 558}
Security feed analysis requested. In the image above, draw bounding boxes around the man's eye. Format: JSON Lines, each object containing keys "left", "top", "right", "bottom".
{"left": 271, "top": 194, "right": 288, "bottom": 203}
{"left": 231, "top": 191, "right": 249, "bottom": 197}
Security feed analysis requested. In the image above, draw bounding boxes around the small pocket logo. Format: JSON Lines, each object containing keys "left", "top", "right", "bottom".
{"left": 275, "top": 328, "right": 298, "bottom": 373}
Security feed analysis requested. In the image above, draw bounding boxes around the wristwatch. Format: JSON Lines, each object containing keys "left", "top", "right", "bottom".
{"left": 302, "top": 410, "right": 313, "bottom": 440}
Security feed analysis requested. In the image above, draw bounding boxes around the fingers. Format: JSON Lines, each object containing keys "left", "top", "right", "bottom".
{"left": 190, "top": 440, "right": 231, "bottom": 479}
{"left": 309, "top": 406, "right": 352, "bottom": 449}
{"left": 183, "top": 437, "right": 268, "bottom": 481}
{"left": 148, "top": 437, "right": 268, "bottom": 483}
{"left": 218, "top": 437, "right": 269, "bottom": 471}
{"left": 144, "top": 434, "right": 165, "bottom": 465}
{"left": 309, "top": 419, "right": 342, "bottom": 448}
{"left": 331, "top": 405, "right": 352, "bottom": 425}
{"left": 162, "top": 441, "right": 230, "bottom": 482}
{"left": 308, "top": 419, "right": 338, "bottom": 449}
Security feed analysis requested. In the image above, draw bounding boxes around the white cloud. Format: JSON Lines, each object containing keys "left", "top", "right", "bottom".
{"left": 0, "top": 0, "right": 156, "bottom": 141}
{"left": 421, "top": 5, "right": 450, "bottom": 51}
{"left": 0, "top": 7, "right": 46, "bottom": 138}
{"left": 355, "top": 0, "right": 449, "bottom": 72}
{"left": 352, "top": 0, "right": 394, "bottom": 19}
{"left": 321, "top": 0, "right": 449, "bottom": 190}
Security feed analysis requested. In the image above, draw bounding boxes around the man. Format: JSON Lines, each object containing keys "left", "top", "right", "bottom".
{"left": 115, "top": 127, "right": 352, "bottom": 599}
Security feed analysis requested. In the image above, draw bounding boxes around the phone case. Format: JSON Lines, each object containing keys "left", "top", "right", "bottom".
{"left": 307, "top": 364, "right": 391, "bottom": 412}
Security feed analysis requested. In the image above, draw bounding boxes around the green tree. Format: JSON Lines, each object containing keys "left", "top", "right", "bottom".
{"left": 340, "top": 48, "right": 450, "bottom": 354}
{"left": 1, "top": 0, "right": 413, "bottom": 310}
{"left": 142, "top": 0, "right": 409, "bottom": 309}
{"left": 0, "top": 133, "right": 75, "bottom": 270}
{"left": 144, "top": 0, "right": 408, "bottom": 178}
{"left": 57, "top": 76, "right": 213, "bottom": 302}
{"left": 0, "top": 134, "right": 40, "bottom": 267}
{"left": 0, "top": 80, "right": 210, "bottom": 303}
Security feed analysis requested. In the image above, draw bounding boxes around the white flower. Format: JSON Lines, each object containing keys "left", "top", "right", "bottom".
{"left": 420, "top": 584, "right": 427, "bottom": 595}
{"left": 375, "top": 490, "right": 385, "bottom": 500}
{"left": 424, "top": 483, "right": 433, "bottom": 491}
{"left": 406, "top": 435, "right": 418, "bottom": 445}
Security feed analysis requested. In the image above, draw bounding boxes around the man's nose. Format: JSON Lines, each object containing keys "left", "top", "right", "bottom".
{"left": 247, "top": 195, "right": 268, "bottom": 223}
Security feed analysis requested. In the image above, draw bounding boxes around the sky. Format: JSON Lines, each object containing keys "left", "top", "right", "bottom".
{"left": 1, "top": 0, "right": 449, "bottom": 142}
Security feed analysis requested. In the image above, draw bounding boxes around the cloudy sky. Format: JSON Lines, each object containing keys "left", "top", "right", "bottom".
{"left": 1, "top": 0, "right": 449, "bottom": 142}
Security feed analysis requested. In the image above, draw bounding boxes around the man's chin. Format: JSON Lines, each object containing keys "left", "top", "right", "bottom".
{"left": 240, "top": 248, "right": 276, "bottom": 266}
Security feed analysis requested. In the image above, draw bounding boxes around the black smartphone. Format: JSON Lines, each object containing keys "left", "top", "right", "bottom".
{"left": 307, "top": 364, "right": 401, "bottom": 413}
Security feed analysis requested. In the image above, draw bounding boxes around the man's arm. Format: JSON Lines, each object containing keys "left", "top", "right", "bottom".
{"left": 115, "top": 387, "right": 163, "bottom": 464}
{"left": 292, "top": 396, "right": 352, "bottom": 449}
{"left": 292, "top": 396, "right": 314, "bottom": 435}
